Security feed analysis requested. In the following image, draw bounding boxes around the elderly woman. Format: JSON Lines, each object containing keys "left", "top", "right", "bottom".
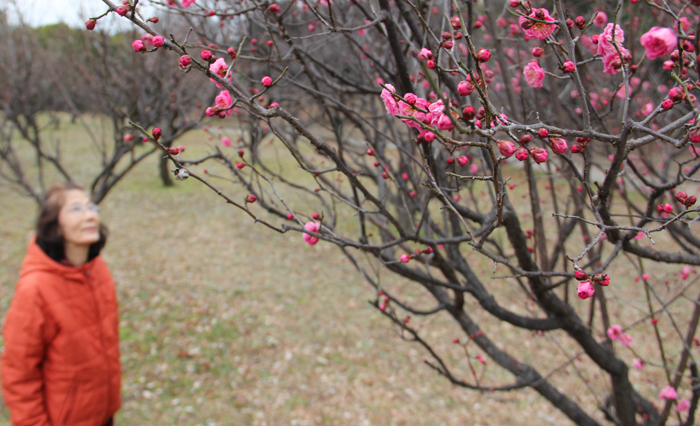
{"left": 1, "top": 182, "right": 121, "bottom": 426}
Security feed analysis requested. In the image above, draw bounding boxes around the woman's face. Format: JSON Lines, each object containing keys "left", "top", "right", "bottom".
{"left": 57, "top": 190, "right": 100, "bottom": 247}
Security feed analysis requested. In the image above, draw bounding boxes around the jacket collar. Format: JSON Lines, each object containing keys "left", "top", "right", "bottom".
{"left": 20, "top": 234, "right": 98, "bottom": 282}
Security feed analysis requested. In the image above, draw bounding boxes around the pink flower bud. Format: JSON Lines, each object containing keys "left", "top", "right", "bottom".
{"left": 531, "top": 47, "right": 544, "bottom": 57}
{"left": 530, "top": 147, "right": 548, "bottom": 164}
{"left": 261, "top": 76, "right": 273, "bottom": 87}
{"left": 509, "top": 0, "right": 521, "bottom": 6}
{"left": 168, "top": 147, "right": 179, "bottom": 155}
{"left": 152, "top": 35, "right": 164, "bottom": 47}
{"left": 577, "top": 280, "right": 595, "bottom": 300}
{"left": 450, "top": 16, "right": 461, "bottom": 30}
{"left": 457, "top": 156, "right": 468, "bottom": 166}
{"left": 497, "top": 140, "right": 515, "bottom": 157}
{"left": 515, "top": 147, "right": 529, "bottom": 161}
{"left": 124, "top": 134, "right": 133, "bottom": 142}
{"left": 418, "top": 48, "right": 433, "bottom": 60}
{"left": 152, "top": 128, "right": 162, "bottom": 140}
{"left": 538, "top": 128, "right": 549, "bottom": 138}
{"left": 201, "top": 50, "right": 213, "bottom": 61}
{"left": 477, "top": 49, "right": 491, "bottom": 63}
{"left": 685, "top": 195, "right": 697, "bottom": 206}
{"left": 663, "top": 203, "right": 673, "bottom": 213}
{"left": 402, "top": 172, "right": 409, "bottom": 180}
{"left": 178, "top": 145, "right": 185, "bottom": 153}
{"left": 236, "top": 162, "right": 245, "bottom": 169}
{"left": 426, "top": 60, "right": 435, "bottom": 69}
{"left": 437, "top": 114, "right": 454, "bottom": 130}
{"left": 400, "top": 254, "right": 411, "bottom": 263}
{"left": 571, "top": 144, "right": 584, "bottom": 154}
{"left": 132, "top": 40, "right": 146, "bottom": 52}
{"left": 85, "top": 19, "right": 96, "bottom": 30}
{"left": 424, "top": 132, "right": 435, "bottom": 143}
{"left": 520, "top": 134, "right": 532, "bottom": 144}
{"left": 268, "top": 3, "right": 281, "bottom": 12}
{"left": 179, "top": 55, "right": 192, "bottom": 68}
{"left": 246, "top": 194, "right": 257, "bottom": 203}
{"left": 458, "top": 80, "right": 473, "bottom": 96}
{"left": 404, "top": 93, "right": 417, "bottom": 104}
{"left": 549, "top": 137, "right": 568, "bottom": 154}
{"left": 662, "top": 99, "right": 673, "bottom": 110}
{"left": 563, "top": 60, "right": 575, "bottom": 73}
{"left": 116, "top": 6, "right": 128, "bottom": 16}
{"left": 574, "top": 270, "right": 588, "bottom": 281}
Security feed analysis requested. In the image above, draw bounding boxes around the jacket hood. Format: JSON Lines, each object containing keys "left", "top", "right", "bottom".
{"left": 20, "top": 234, "right": 98, "bottom": 281}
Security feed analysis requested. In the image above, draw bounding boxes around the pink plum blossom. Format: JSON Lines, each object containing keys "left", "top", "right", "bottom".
{"left": 303, "top": 221, "right": 320, "bottom": 247}
{"left": 523, "top": 60, "right": 545, "bottom": 88}
{"left": 633, "top": 359, "right": 644, "bottom": 370}
{"left": 659, "top": 386, "right": 678, "bottom": 400}
{"left": 641, "top": 27, "right": 678, "bottom": 60}
{"left": 682, "top": 266, "right": 690, "bottom": 280}
{"left": 597, "top": 24, "right": 625, "bottom": 57}
{"left": 381, "top": 84, "right": 400, "bottom": 115}
{"left": 215, "top": 90, "right": 233, "bottom": 116}
{"left": 221, "top": 137, "right": 232, "bottom": 147}
{"left": 577, "top": 280, "right": 595, "bottom": 300}
{"left": 607, "top": 325, "right": 622, "bottom": 340}
{"left": 593, "top": 12, "right": 608, "bottom": 27}
{"left": 437, "top": 113, "right": 455, "bottom": 131}
{"left": 182, "top": 0, "right": 196, "bottom": 7}
{"left": 619, "top": 333, "right": 633, "bottom": 347}
{"left": 677, "top": 399, "right": 690, "bottom": 412}
{"left": 209, "top": 58, "right": 231, "bottom": 88}
{"left": 518, "top": 8, "right": 557, "bottom": 40}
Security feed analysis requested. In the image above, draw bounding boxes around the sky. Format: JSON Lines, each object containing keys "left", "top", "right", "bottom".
{"left": 3, "top": 0, "right": 155, "bottom": 28}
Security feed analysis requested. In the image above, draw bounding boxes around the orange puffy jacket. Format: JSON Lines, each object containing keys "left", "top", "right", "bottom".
{"left": 1, "top": 236, "right": 121, "bottom": 426}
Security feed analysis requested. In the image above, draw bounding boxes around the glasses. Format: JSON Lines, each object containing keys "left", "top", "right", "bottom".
{"left": 67, "top": 203, "right": 100, "bottom": 215}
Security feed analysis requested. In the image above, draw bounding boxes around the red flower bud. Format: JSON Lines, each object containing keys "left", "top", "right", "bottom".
{"left": 200, "top": 50, "right": 213, "bottom": 61}
{"left": 227, "top": 47, "right": 237, "bottom": 59}
{"left": 462, "top": 106, "right": 476, "bottom": 120}
{"left": 450, "top": 16, "right": 462, "bottom": 30}
{"left": 152, "top": 128, "right": 162, "bottom": 140}
{"left": 574, "top": 270, "right": 588, "bottom": 281}
{"left": 574, "top": 16, "right": 586, "bottom": 30}
{"left": 168, "top": 147, "right": 179, "bottom": 155}
{"left": 246, "top": 194, "right": 257, "bottom": 203}
{"left": 85, "top": 19, "right": 96, "bottom": 31}
{"left": 538, "top": 128, "right": 549, "bottom": 138}
{"left": 520, "top": 134, "right": 532, "bottom": 145}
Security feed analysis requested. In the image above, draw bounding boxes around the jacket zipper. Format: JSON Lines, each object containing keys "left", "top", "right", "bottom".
{"left": 86, "top": 270, "right": 112, "bottom": 422}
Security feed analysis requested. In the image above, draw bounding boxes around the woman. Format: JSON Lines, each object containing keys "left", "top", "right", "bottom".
{"left": 1, "top": 182, "right": 121, "bottom": 426}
